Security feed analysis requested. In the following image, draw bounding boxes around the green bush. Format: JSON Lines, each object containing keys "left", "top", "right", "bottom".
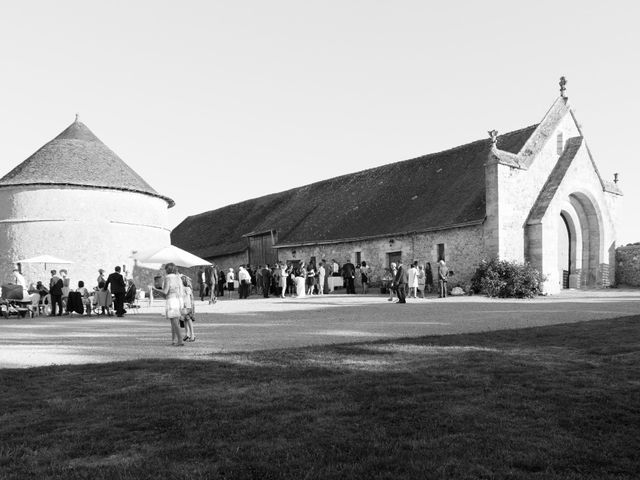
{"left": 471, "top": 258, "right": 544, "bottom": 298}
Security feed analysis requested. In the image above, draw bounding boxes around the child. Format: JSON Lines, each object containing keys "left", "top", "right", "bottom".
{"left": 95, "top": 280, "right": 112, "bottom": 316}
{"left": 181, "top": 275, "right": 196, "bottom": 342}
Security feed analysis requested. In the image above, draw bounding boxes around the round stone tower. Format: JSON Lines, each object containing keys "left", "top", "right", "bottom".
{"left": 0, "top": 117, "right": 174, "bottom": 289}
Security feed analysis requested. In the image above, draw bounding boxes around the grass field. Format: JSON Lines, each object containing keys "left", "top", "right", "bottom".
{"left": 1, "top": 316, "right": 639, "bottom": 479}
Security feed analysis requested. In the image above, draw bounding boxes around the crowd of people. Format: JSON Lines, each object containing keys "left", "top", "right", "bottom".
{"left": 10, "top": 266, "right": 138, "bottom": 317}
{"left": 8, "top": 255, "right": 451, "bottom": 346}
{"left": 193, "top": 256, "right": 451, "bottom": 303}
{"left": 194, "top": 257, "right": 379, "bottom": 301}
{"left": 382, "top": 259, "right": 449, "bottom": 304}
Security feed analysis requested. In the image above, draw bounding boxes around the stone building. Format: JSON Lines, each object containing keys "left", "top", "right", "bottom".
{"left": 172, "top": 82, "right": 622, "bottom": 294}
{"left": 0, "top": 117, "right": 174, "bottom": 288}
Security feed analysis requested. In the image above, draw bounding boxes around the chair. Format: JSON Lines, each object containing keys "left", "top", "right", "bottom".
{"left": 124, "top": 283, "right": 140, "bottom": 314}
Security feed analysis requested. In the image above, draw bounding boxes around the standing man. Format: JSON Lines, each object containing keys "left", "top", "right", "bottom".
{"left": 209, "top": 264, "right": 218, "bottom": 304}
{"left": 342, "top": 257, "right": 356, "bottom": 294}
{"left": 394, "top": 261, "right": 408, "bottom": 304}
{"left": 438, "top": 259, "right": 449, "bottom": 298}
{"left": 255, "top": 266, "right": 263, "bottom": 296}
{"left": 237, "top": 266, "right": 250, "bottom": 299}
{"left": 105, "top": 266, "right": 127, "bottom": 317}
{"left": 49, "top": 270, "right": 64, "bottom": 316}
{"left": 261, "top": 264, "right": 272, "bottom": 298}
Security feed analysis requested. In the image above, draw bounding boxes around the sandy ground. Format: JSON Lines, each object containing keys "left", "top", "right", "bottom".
{"left": 2, "top": 289, "right": 639, "bottom": 368}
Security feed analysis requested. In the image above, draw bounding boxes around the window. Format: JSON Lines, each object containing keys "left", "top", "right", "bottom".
{"left": 437, "top": 243, "right": 445, "bottom": 262}
{"left": 355, "top": 251, "right": 361, "bottom": 265}
{"left": 557, "top": 132, "right": 563, "bottom": 155}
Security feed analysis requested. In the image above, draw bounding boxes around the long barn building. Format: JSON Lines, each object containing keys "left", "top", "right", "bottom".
{"left": 172, "top": 86, "right": 622, "bottom": 294}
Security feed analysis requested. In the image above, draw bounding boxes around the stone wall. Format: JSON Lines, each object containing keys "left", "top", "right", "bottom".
{"left": 0, "top": 185, "right": 171, "bottom": 289}
{"left": 615, "top": 245, "right": 640, "bottom": 287}
{"left": 274, "top": 224, "right": 485, "bottom": 290}
{"left": 489, "top": 105, "right": 619, "bottom": 294}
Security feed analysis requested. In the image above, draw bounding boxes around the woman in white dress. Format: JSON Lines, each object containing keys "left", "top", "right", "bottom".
{"left": 162, "top": 263, "right": 185, "bottom": 346}
{"left": 408, "top": 262, "right": 419, "bottom": 298}
{"left": 279, "top": 263, "right": 287, "bottom": 298}
{"left": 295, "top": 261, "right": 307, "bottom": 298}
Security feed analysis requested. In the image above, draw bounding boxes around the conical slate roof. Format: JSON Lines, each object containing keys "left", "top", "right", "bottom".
{"left": 0, "top": 118, "right": 174, "bottom": 207}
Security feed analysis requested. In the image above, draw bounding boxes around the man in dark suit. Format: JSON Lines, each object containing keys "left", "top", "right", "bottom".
{"left": 394, "top": 261, "right": 408, "bottom": 304}
{"left": 49, "top": 270, "right": 64, "bottom": 316}
{"left": 342, "top": 258, "right": 356, "bottom": 294}
{"left": 105, "top": 266, "right": 127, "bottom": 317}
{"left": 261, "top": 264, "right": 272, "bottom": 298}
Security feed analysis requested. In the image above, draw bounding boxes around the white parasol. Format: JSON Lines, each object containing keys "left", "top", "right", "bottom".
{"left": 15, "top": 255, "right": 74, "bottom": 270}
{"left": 134, "top": 245, "right": 211, "bottom": 268}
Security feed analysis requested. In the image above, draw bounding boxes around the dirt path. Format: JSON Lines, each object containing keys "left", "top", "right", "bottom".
{"left": 2, "top": 289, "right": 639, "bottom": 368}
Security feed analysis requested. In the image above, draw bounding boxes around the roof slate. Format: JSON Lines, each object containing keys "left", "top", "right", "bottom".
{"left": 172, "top": 125, "right": 538, "bottom": 258}
{"left": 0, "top": 120, "right": 174, "bottom": 207}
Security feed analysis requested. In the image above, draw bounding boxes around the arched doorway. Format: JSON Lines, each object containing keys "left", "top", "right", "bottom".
{"left": 526, "top": 190, "right": 603, "bottom": 293}
{"left": 566, "top": 192, "right": 603, "bottom": 288}
{"left": 557, "top": 213, "right": 571, "bottom": 288}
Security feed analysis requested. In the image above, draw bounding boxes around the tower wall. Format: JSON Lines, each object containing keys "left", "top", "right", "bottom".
{"left": 0, "top": 186, "right": 171, "bottom": 288}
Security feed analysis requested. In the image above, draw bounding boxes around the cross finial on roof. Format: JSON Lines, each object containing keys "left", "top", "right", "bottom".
{"left": 559, "top": 76, "right": 567, "bottom": 98}
{"left": 75, "top": 113, "right": 79, "bottom": 123}
{"left": 488, "top": 130, "right": 498, "bottom": 146}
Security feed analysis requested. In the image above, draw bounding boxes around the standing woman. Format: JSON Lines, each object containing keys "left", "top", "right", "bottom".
{"left": 408, "top": 261, "right": 419, "bottom": 298}
{"left": 162, "top": 263, "right": 185, "bottom": 347}
{"left": 209, "top": 264, "right": 218, "bottom": 304}
{"left": 181, "top": 274, "right": 195, "bottom": 342}
{"left": 226, "top": 268, "right": 235, "bottom": 298}
{"left": 387, "top": 262, "right": 398, "bottom": 302}
{"left": 360, "top": 261, "right": 370, "bottom": 294}
{"left": 279, "top": 263, "right": 287, "bottom": 298}
{"left": 354, "top": 264, "right": 362, "bottom": 293}
{"left": 417, "top": 264, "right": 426, "bottom": 298}
{"left": 306, "top": 262, "right": 316, "bottom": 296}
{"left": 217, "top": 268, "right": 226, "bottom": 298}
{"left": 425, "top": 262, "right": 434, "bottom": 294}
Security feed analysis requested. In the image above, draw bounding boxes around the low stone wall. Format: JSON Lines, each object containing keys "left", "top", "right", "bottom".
{"left": 615, "top": 245, "right": 640, "bottom": 287}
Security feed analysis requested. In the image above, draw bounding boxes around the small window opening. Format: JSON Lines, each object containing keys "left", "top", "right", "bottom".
{"left": 557, "top": 132, "right": 564, "bottom": 155}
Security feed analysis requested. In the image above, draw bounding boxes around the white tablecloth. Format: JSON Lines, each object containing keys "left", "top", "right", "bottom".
{"left": 295, "top": 277, "right": 306, "bottom": 297}
{"left": 327, "top": 276, "right": 343, "bottom": 292}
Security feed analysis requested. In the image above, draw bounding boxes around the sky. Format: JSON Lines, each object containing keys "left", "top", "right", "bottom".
{"left": 1, "top": 1, "right": 638, "bottom": 244}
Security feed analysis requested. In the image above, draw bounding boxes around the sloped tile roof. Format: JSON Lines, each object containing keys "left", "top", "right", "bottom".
{"left": 172, "top": 125, "right": 538, "bottom": 257}
{"left": 0, "top": 120, "right": 174, "bottom": 207}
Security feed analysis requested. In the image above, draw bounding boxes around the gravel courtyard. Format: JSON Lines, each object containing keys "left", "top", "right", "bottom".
{"left": 2, "top": 289, "right": 639, "bottom": 368}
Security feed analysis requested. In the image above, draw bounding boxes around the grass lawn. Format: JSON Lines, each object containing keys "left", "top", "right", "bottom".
{"left": 1, "top": 316, "right": 639, "bottom": 479}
